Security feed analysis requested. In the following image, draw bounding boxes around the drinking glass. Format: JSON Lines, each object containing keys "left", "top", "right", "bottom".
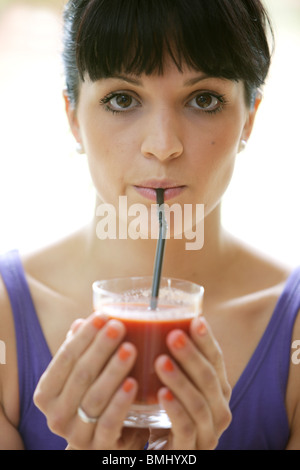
{"left": 93, "top": 276, "right": 204, "bottom": 428}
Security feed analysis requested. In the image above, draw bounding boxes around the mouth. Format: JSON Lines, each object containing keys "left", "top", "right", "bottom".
{"left": 133, "top": 180, "right": 187, "bottom": 202}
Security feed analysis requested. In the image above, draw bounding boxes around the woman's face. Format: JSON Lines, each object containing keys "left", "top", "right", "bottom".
{"left": 66, "top": 61, "right": 259, "bottom": 225}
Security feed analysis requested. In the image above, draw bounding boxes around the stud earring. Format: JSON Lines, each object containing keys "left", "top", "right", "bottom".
{"left": 76, "top": 142, "right": 85, "bottom": 154}
{"left": 238, "top": 139, "right": 247, "bottom": 153}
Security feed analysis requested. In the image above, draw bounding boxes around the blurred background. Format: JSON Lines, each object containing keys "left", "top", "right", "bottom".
{"left": 0, "top": 0, "right": 299, "bottom": 266}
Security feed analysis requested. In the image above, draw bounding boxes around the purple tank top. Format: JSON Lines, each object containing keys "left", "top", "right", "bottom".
{"left": 0, "top": 250, "right": 67, "bottom": 450}
{"left": 0, "top": 250, "right": 299, "bottom": 450}
{"left": 216, "top": 266, "right": 300, "bottom": 450}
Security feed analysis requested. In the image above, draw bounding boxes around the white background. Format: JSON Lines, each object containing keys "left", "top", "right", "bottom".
{"left": 0, "top": 0, "right": 299, "bottom": 266}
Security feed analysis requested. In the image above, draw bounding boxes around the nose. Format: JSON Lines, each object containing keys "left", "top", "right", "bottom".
{"left": 141, "top": 110, "right": 183, "bottom": 162}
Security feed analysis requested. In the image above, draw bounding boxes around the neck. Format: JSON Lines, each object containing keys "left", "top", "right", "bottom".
{"left": 83, "top": 201, "right": 231, "bottom": 287}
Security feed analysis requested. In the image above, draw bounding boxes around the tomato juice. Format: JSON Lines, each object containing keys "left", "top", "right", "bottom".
{"left": 103, "top": 303, "right": 195, "bottom": 405}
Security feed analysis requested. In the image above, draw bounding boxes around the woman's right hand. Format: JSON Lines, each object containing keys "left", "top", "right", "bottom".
{"left": 33, "top": 313, "right": 148, "bottom": 450}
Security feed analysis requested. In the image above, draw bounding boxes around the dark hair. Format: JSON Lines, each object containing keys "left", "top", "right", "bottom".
{"left": 63, "top": 0, "right": 274, "bottom": 108}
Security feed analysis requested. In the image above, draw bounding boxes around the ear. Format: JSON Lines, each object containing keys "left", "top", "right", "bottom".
{"left": 238, "top": 90, "right": 262, "bottom": 153}
{"left": 63, "top": 89, "right": 85, "bottom": 152}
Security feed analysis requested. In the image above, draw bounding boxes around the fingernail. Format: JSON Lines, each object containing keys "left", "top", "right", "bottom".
{"left": 106, "top": 322, "right": 120, "bottom": 339}
{"left": 122, "top": 378, "right": 135, "bottom": 393}
{"left": 118, "top": 344, "right": 132, "bottom": 361}
{"left": 163, "top": 357, "right": 175, "bottom": 372}
{"left": 171, "top": 331, "right": 186, "bottom": 349}
{"left": 163, "top": 388, "right": 174, "bottom": 401}
{"left": 66, "top": 318, "right": 84, "bottom": 339}
{"left": 196, "top": 317, "right": 207, "bottom": 336}
{"left": 92, "top": 315, "right": 107, "bottom": 330}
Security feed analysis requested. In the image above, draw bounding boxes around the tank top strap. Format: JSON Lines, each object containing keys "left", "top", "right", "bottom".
{"left": 0, "top": 250, "right": 52, "bottom": 417}
{"left": 231, "top": 266, "right": 300, "bottom": 410}
{"left": 277, "top": 266, "right": 300, "bottom": 387}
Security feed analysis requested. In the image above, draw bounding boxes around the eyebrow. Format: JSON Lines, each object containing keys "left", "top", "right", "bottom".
{"left": 107, "top": 73, "right": 217, "bottom": 87}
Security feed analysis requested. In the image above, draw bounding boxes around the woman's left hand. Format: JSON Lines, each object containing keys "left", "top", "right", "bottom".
{"left": 149, "top": 316, "right": 232, "bottom": 450}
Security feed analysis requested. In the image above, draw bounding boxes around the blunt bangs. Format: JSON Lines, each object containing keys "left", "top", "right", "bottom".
{"left": 63, "top": 0, "right": 273, "bottom": 106}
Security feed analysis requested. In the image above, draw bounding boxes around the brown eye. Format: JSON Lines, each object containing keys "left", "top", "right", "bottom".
{"left": 100, "top": 92, "right": 140, "bottom": 113}
{"left": 188, "top": 92, "right": 224, "bottom": 113}
{"left": 115, "top": 94, "right": 133, "bottom": 109}
{"left": 196, "top": 94, "right": 215, "bottom": 108}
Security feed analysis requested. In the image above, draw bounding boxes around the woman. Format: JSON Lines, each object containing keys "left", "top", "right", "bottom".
{"left": 0, "top": 0, "right": 299, "bottom": 450}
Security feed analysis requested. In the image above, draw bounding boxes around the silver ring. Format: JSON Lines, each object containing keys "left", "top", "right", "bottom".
{"left": 77, "top": 406, "right": 98, "bottom": 424}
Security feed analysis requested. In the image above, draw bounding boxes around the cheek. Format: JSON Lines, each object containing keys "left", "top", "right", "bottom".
{"left": 188, "top": 117, "right": 242, "bottom": 206}
{"left": 80, "top": 125, "right": 119, "bottom": 200}
{"left": 210, "top": 115, "right": 242, "bottom": 155}
{"left": 200, "top": 144, "right": 236, "bottom": 198}
{"left": 189, "top": 118, "right": 239, "bottom": 172}
{"left": 80, "top": 117, "right": 139, "bottom": 204}
{"left": 81, "top": 111, "right": 137, "bottom": 163}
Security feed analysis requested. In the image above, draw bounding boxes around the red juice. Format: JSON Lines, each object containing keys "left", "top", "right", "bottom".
{"left": 103, "top": 303, "right": 196, "bottom": 405}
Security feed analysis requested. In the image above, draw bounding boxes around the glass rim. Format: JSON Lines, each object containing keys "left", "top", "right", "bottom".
{"left": 92, "top": 276, "right": 204, "bottom": 299}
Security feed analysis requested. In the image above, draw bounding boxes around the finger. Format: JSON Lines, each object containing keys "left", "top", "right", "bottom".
{"left": 47, "top": 320, "right": 127, "bottom": 439}
{"left": 66, "top": 318, "right": 85, "bottom": 339}
{"left": 155, "top": 355, "right": 217, "bottom": 449}
{"left": 157, "top": 387, "right": 196, "bottom": 450}
{"left": 68, "top": 341, "right": 137, "bottom": 447}
{"left": 81, "top": 342, "right": 137, "bottom": 417}
{"left": 158, "top": 387, "right": 218, "bottom": 450}
{"left": 165, "top": 328, "right": 231, "bottom": 433}
{"left": 93, "top": 378, "right": 140, "bottom": 449}
{"left": 34, "top": 313, "right": 108, "bottom": 409}
{"left": 69, "top": 378, "right": 148, "bottom": 450}
{"left": 167, "top": 328, "right": 223, "bottom": 400}
{"left": 190, "top": 317, "right": 231, "bottom": 400}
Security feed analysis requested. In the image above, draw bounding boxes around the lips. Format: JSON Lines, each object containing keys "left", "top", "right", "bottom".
{"left": 133, "top": 180, "right": 186, "bottom": 201}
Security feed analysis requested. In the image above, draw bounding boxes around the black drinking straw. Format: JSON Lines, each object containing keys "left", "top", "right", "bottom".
{"left": 150, "top": 189, "right": 168, "bottom": 310}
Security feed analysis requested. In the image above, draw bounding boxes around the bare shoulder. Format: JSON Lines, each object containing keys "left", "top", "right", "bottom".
{"left": 19, "top": 227, "right": 94, "bottom": 355}
{"left": 226, "top": 233, "right": 294, "bottom": 294}
{"left": 21, "top": 227, "right": 88, "bottom": 288}
{"left": 21, "top": 226, "right": 93, "bottom": 305}
{"left": 206, "top": 233, "right": 295, "bottom": 316}
{"left": 225, "top": 234, "right": 298, "bottom": 342}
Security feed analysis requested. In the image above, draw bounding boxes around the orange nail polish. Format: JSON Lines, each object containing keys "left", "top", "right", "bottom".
{"left": 163, "top": 389, "right": 174, "bottom": 401}
{"left": 118, "top": 344, "right": 132, "bottom": 361}
{"left": 163, "top": 357, "right": 174, "bottom": 372}
{"left": 106, "top": 324, "right": 119, "bottom": 339}
{"left": 122, "top": 378, "right": 135, "bottom": 393}
{"left": 92, "top": 316, "right": 106, "bottom": 330}
{"left": 171, "top": 331, "right": 186, "bottom": 349}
